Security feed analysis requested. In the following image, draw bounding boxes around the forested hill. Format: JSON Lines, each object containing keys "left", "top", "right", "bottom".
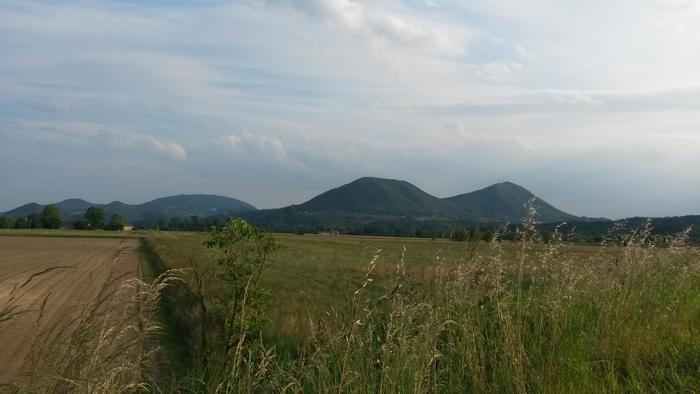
{"left": 2, "top": 178, "right": 588, "bottom": 229}
{"left": 444, "top": 181, "right": 580, "bottom": 223}
{"left": 1, "top": 194, "right": 256, "bottom": 223}
{"left": 240, "top": 177, "right": 589, "bottom": 232}
{"left": 293, "top": 177, "right": 454, "bottom": 215}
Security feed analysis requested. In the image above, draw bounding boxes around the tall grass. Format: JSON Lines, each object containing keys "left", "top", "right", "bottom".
{"left": 150, "top": 212, "right": 700, "bottom": 392}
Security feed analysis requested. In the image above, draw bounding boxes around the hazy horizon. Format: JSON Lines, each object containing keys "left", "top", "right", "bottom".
{"left": 2, "top": 0, "right": 699, "bottom": 218}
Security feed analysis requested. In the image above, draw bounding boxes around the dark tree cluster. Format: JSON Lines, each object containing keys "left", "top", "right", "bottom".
{"left": 0, "top": 216, "right": 14, "bottom": 229}
{"left": 39, "top": 204, "right": 62, "bottom": 229}
{"left": 84, "top": 207, "right": 105, "bottom": 229}
{"left": 105, "top": 213, "right": 125, "bottom": 231}
{"left": 140, "top": 215, "right": 223, "bottom": 232}
{"left": 1, "top": 206, "right": 62, "bottom": 229}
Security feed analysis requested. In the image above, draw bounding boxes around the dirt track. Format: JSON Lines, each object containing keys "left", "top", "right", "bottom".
{"left": 0, "top": 236, "right": 140, "bottom": 385}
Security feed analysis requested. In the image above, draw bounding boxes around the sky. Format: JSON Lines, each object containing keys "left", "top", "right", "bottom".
{"left": 1, "top": 0, "right": 699, "bottom": 218}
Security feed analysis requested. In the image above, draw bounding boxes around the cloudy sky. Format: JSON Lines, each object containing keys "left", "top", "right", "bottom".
{"left": 1, "top": 0, "right": 699, "bottom": 218}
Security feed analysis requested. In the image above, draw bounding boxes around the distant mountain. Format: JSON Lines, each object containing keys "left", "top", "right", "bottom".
{"left": 295, "top": 177, "right": 453, "bottom": 215}
{"left": 277, "top": 177, "right": 583, "bottom": 223}
{"left": 444, "top": 182, "right": 578, "bottom": 223}
{"left": 1, "top": 178, "right": 601, "bottom": 234}
{"left": 242, "top": 177, "right": 586, "bottom": 232}
{"left": 55, "top": 199, "right": 95, "bottom": 217}
{"left": 1, "top": 194, "right": 256, "bottom": 223}
{"left": 138, "top": 194, "right": 256, "bottom": 220}
{"left": 2, "top": 203, "right": 44, "bottom": 218}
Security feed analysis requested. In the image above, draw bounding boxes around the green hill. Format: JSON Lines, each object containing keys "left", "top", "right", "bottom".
{"left": 1, "top": 178, "right": 599, "bottom": 234}
{"left": 242, "top": 178, "right": 586, "bottom": 233}
{"left": 54, "top": 199, "right": 95, "bottom": 217}
{"left": 2, "top": 203, "right": 44, "bottom": 218}
{"left": 280, "top": 178, "right": 581, "bottom": 223}
{"left": 444, "top": 182, "right": 578, "bottom": 223}
{"left": 1, "top": 194, "right": 256, "bottom": 223}
{"left": 138, "top": 194, "right": 256, "bottom": 220}
{"left": 295, "top": 177, "right": 453, "bottom": 215}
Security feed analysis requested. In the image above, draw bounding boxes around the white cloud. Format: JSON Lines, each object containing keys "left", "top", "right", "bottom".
{"left": 268, "top": 0, "right": 474, "bottom": 57}
{"left": 464, "top": 0, "right": 700, "bottom": 91}
{"left": 474, "top": 62, "right": 521, "bottom": 82}
{"left": 552, "top": 91, "right": 603, "bottom": 106}
{"left": 92, "top": 130, "right": 189, "bottom": 161}
{"left": 226, "top": 130, "right": 287, "bottom": 160}
{"left": 3, "top": 120, "right": 187, "bottom": 161}
{"left": 514, "top": 44, "right": 528, "bottom": 57}
{"left": 315, "top": 0, "right": 364, "bottom": 27}
{"left": 96, "top": 130, "right": 189, "bottom": 161}
{"left": 444, "top": 123, "right": 539, "bottom": 150}
{"left": 144, "top": 137, "right": 188, "bottom": 161}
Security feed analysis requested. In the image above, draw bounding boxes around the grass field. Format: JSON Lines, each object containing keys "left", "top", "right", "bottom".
{"left": 1, "top": 224, "right": 699, "bottom": 392}
{"left": 145, "top": 232, "right": 601, "bottom": 343}
{"left": 145, "top": 232, "right": 481, "bottom": 344}
{"left": 144, "top": 224, "right": 700, "bottom": 392}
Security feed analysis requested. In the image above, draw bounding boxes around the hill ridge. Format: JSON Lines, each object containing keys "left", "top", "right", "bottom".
{"left": 238, "top": 177, "right": 586, "bottom": 232}
{"left": 1, "top": 194, "right": 257, "bottom": 223}
{"left": 1, "top": 177, "right": 593, "bottom": 226}
{"left": 295, "top": 177, "right": 453, "bottom": 215}
{"left": 443, "top": 181, "right": 578, "bottom": 223}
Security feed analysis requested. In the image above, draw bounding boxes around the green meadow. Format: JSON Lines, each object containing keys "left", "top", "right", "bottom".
{"left": 141, "top": 225, "right": 700, "bottom": 393}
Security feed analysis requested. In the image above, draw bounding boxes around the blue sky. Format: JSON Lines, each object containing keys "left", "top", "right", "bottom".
{"left": 1, "top": 0, "right": 699, "bottom": 218}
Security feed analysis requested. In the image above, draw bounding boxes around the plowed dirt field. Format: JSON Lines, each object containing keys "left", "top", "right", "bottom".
{"left": 0, "top": 236, "right": 140, "bottom": 385}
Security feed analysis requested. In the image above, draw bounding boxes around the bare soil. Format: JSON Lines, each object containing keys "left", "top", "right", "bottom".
{"left": 0, "top": 236, "right": 140, "bottom": 385}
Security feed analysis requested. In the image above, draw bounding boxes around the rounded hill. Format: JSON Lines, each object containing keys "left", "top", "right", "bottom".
{"left": 296, "top": 177, "right": 453, "bottom": 215}
{"left": 445, "top": 182, "right": 577, "bottom": 223}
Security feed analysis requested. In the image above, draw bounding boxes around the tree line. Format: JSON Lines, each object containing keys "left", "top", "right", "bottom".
{"left": 0, "top": 206, "right": 125, "bottom": 231}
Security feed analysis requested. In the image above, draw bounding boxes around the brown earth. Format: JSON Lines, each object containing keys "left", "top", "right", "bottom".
{"left": 0, "top": 236, "right": 141, "bottom": 387}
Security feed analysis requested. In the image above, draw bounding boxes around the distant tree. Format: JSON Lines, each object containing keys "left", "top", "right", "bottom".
{"left": 169, "top": 217, "right": 182, "bottom": 231}
{"left": 106, "top": 213, "right": 124, "bottom": 231}
{"left": 481, "top": 231, "right": 495, "bottom": 242}
{"left": 541, "top": 231, "right": 554, "bottom": 244}
{"left": 40, "top": 204, "right": 62, "bottom": 229}
{"left": 84, "top": 207, "right": 105, "bottom": 229}
{"left": 72, "top": 220, "right": 87, "bottom": 230}
{"left": 451, "top": 228, "right": 470, "bottom": 242}
{"left": 190, "top": 215, "right": 200, "bottom": 231}
{"left": 27, "top": 212, "right": 41, "bottom": 229}
{"left": 0, "top": 216, "right": 14, "bottom": 229}
{"left": 14, "top": 216, "right": 28, "bottom": 229}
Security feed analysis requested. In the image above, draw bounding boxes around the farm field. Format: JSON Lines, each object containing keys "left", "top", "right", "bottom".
{"left": 0, "top": 236, "right": 143, "bottom": 390}
{"left": 0, "top": 228, "right": 141, "bottom": 239}
{"left": 146, "top": 232, "right": 601, "bottom": 343}
{"left": 1, "top": 227, "right": 698, "bottom": 392}
{"left": 144, "top": 227, "right": 700, "bottom": 392}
